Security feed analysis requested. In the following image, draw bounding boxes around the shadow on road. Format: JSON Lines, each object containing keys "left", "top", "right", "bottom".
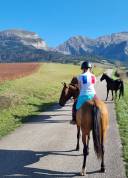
{"left": 13, "top": 114, "right": 71, "bottom": 124}
{"left": 13, "top": 102, "right": 72, "bottom": 124}
{"left": 0, "top": 149, "right": 80, "bottom": 178}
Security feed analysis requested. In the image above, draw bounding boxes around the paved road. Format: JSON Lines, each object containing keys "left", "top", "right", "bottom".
{"left": 0, "top": 69, "right": 126, "bottom": 178}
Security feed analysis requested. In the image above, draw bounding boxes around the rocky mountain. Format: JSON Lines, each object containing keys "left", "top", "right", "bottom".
{"left": 0, "top": 29, "right": 62, "bottom": 62}
{"left": 56, "top": 32, "right": 128, "bottom": 62}
{"left": 0, "top": 29, "right": 100, "bottom": 63}
{"left": 0, "top": 29, "right": 48, "bottom": 50}
{"left": 1, "top": 29, "right": 128, "bottom": 64}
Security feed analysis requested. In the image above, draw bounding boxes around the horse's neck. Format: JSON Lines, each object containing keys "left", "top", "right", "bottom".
{"left": 105, "top": 75, "right": 113, "bottom": 82}
{"left": 69, "top": 85, "right": 79, "bottom": 99}
{"left": 69, "top": 77, "right": 79, "bottom": 99}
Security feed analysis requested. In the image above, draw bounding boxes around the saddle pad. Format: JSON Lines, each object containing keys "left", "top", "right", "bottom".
{"left": 76, "top": 94, "right": 94, "bottom": 110}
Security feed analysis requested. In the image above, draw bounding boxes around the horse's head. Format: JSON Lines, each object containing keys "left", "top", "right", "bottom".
{"left": 59, "top": 77, "right": 79, "bottom": 106}
{"left": 100, "top": 73, "right": 107, "bottom": 81}
{"left": 59, "top": 82, "right": 69, "bottom": 106}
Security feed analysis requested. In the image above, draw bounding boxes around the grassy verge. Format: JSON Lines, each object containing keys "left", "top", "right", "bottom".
{"left": 0, "top": 63, "right": 104, "bottom": 138}
{"left": 115, "top": 81, "right": 128, "bottom": 177}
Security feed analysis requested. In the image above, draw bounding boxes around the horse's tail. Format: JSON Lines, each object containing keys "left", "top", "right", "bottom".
{"left": 119, "top": 80, "right": 124, "bottom": 97}
{"left": 92, "top": 103, "right": 102, "bottom": 159}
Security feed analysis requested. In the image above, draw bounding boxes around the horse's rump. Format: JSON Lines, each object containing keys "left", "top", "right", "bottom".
{"left": 77, "top": 99, "right": 108, "bottom": 126}
{"left": 76, "top": 98, "right": 109, "bottom": 158}
{"left": 77, "top": 99, "right": 109, "bottom": 143}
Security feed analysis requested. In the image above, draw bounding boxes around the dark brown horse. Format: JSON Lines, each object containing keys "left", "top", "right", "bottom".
{"left": 100, "top": 73, "right": 124, "bottom": 101}
{"left": 59, "top": 77, "right": 109, "bottom": 176}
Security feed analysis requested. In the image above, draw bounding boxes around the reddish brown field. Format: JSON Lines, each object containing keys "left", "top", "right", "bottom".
{"left": 0, "top": 63, "right": 41, "bottom": 82}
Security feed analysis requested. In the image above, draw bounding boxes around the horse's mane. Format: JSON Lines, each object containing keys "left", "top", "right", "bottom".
{"left": 70, "top": 76, "right": 79, "bottom": 86}
{"left": 103, "top": 73, "right": 113, "bottom": 81}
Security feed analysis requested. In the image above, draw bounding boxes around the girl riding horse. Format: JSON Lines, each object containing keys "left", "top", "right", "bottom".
{"left": 59, "top": 62, "right": 109, "bottom": 176}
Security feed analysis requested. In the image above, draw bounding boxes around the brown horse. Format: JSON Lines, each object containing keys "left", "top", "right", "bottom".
{"left": 59, "top": 77, "right": 109, "bottom": 176}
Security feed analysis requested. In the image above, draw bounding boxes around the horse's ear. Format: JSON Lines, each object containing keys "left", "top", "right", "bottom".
{"left": 73, "top": 76, "right": 77, "bottom": 80}
{"left": 61, "top": 82, "right": 67, "bottom": 87}
{"left": 74, "top": 84, "right": 79, "bottom": 88}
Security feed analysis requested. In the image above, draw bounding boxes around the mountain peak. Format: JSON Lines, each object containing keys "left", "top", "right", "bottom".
{"left": 57, "top": 35, "right": 94, "bottom": 55}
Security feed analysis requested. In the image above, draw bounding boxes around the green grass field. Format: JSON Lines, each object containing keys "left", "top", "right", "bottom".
{"left": 115, "top": 81, "right": 128, "bottom": 177}
{"left": 0, "top": 63, "right": 104, "bottom": 138}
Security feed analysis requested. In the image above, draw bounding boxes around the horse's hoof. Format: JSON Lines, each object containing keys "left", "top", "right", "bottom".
{"left": 100, "top": 167, "right": 106, "bottom": 173}
{"left": 80, "top": 171, "right": 85, "bottom": 176}
{"left": 76, "top": 147, "right": 79, "bottom": 151}
{"left": 80, "top": 168, "right": 86, "bottom": 176}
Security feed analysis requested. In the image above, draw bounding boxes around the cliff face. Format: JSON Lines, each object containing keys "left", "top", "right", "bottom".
{"left": 0, "top": 29, "right": 50, "bottom": 62}
{"left": 0, "top": 29, "right": 48, "bottom": 50}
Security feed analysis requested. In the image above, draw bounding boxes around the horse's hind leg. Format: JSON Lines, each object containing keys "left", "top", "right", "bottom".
{"left": 76, "top": 126, "right": 80, "bottom": 151}
{"left": 76, "top": 110, "right": 81, "bottom": 151}
{"left": 80, "top": 135, "right": 89, "bottom": 176}
{"left": 86, "top": 135, "right": 90, "bottom": 155}
{"left": 119, "top": 89, "right": 121, "bottom": 100}
{"left": 101, "top": 134, "right": 106, "bottom": 172}
{"left": 115, "top": 90, "right": 117, "bottom": 99}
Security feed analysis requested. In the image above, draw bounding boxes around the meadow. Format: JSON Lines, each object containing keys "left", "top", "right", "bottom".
{"left": 0, "top": 62, "right": 104, "bottom": 138}
{"left": 115, "top": 81, "right": 128, "bottom": 177}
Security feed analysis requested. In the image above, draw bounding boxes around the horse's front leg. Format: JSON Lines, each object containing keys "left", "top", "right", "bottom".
{"left": 80, "top": 134, "right": 90, "bottom": 176}
{"left": 76, "top": 126, "right": 80, "bottom": 151}
{"left": 106, "top": 89, "right": 109, "bottom": 101}
{"left": 111, "top": 90, "right": 114, "bottom": 100}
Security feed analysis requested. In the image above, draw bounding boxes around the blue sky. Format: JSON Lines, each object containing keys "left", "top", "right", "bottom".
{"left": 0, "top": 0, "right": 128, "bottom": 46}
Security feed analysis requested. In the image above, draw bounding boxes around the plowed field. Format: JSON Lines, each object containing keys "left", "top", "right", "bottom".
{"left": 0, "top": 63, "right": 40, "bottom": 81}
